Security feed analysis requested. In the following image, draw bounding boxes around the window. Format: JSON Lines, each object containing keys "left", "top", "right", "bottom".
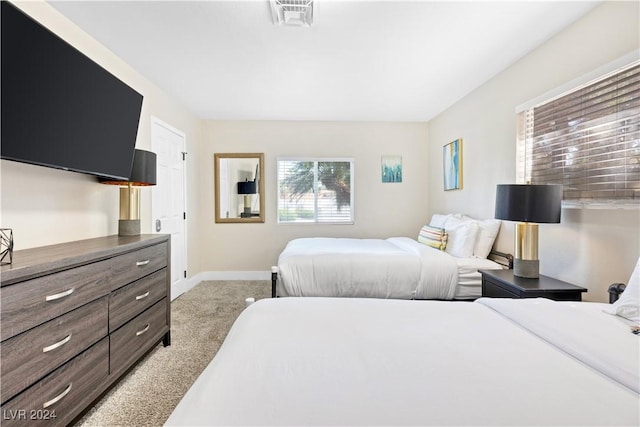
{"left": 517, "top": 61, "right": 639, "bottom": 206}
{"left": 277, "top": 158, "right": 354, "bottom": 223}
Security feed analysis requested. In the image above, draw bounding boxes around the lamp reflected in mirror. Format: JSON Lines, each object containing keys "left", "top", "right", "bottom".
{"left": 215, "top": 153, "right": 264, "bottom": 223}
{"left": 237, "top": 179, "right": 257, "bottom": 218}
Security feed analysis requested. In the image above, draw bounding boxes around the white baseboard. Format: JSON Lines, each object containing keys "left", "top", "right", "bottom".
{"left": 198, "top": 270, "right": 272, "bottom": 281}
{"left": 171, "top": 271, "right": 272, "bottom": 301}
{"left": 170, "top": 275, "right": 198, "bottom": 301}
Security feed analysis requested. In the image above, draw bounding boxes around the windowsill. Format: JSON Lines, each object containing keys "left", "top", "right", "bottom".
{"left": 562, "top": 200, "right": 639, "bottom": 210}
{"left": 277, "top": 221, "right": 355, "bottom": 225}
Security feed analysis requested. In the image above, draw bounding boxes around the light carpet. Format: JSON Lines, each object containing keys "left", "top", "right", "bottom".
{"left": 77, "top": 280, "right": 271, "bottom": 427}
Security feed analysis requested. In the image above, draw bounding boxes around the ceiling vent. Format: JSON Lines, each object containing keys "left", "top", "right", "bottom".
{"left": 270, "top": 0, "right": 314, "bottom": 27}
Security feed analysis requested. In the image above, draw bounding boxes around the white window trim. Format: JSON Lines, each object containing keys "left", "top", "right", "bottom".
{"left": 515, "top": 50, "right": 639, "bottom": 113}
{"left": 276, "top": 157, "right": 355, "bottom": 224}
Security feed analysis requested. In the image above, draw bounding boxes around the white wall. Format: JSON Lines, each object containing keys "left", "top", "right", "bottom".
{"left": 0, "top": 1, "right": 203, "bottom": 276}
{"left": 427, "top": 1, "right": 640, "bottom": 302}
{"left": 199, "top": 121, "right": 429, "bottom": 271}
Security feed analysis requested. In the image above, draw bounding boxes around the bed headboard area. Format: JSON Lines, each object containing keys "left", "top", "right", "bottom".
{"left": 424, "top": 213, "right": 506, "bottom": 262}
{"left": 488, "top": 250, "right": 514, "bottom": 269}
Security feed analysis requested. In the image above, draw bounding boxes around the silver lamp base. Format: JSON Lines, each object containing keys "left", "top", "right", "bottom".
{"left": 118, "top": 219, "right": 141, "bottom": 236}
{"left": 514, "top": 258, "right": 539, "bottom": 278}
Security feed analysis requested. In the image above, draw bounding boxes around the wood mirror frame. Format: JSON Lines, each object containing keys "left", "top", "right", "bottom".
{"left": 214, "top": 153, "right": 265, "bottom": 223}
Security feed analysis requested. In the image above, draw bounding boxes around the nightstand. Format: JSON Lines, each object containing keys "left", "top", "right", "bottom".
{"left": 480, "top": 269, "right": 587, "bottom": 301}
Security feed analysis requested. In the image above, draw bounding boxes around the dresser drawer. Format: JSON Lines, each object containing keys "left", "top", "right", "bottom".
{"left": 108, "top": 242, "right": 167, "bottom": 292}
{"left": 110, "top": 299, "right": 168, "bottom": 376}
{"left": 109, "top": 269, "right": 167, "bottom": 332}
{"left": 1, "top": 297, "right": 108, "bottom": 404}
{"left": 0, "top": 261, "right": 113, "bottom": 341}
{"left": 1, "top": 338, "right": 109, "bottom": 427}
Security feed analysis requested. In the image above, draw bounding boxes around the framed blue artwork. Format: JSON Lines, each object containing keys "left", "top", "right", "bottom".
{"left": 443, "top": 139, "right": 462, "bottom": 190}
{"left": 381, "top": 155, "right": 402, "bottom": 183}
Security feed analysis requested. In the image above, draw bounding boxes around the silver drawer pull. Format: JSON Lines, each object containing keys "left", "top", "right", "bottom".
{"left": 135, "top": 291, "right": 150, "bottom": 301}
{"left": 43, "top": 383, "right": 72, "bottom": 409}
{"left": 136, "top": 324, "right": 150, "bottom": 336}
{"left": 136, "top": 259, "right": 150, "bottom": 267}
{"left": 42, "top": 334, "right": 72, "bottom": 353}
{"left": 45, "top": 288, "right": 75, "bottom": 302}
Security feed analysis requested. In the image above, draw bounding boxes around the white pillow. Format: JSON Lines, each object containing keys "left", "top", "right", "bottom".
{"left": 429, "top": 213, "right": 464, "bottom": 229}
{"left": 429, "top": 213, "right": 451, "bottom": 229}
{"left": 462, "top": 216, "right": 501, "bottom": 259}
{"left": 604, "top": 257, "right": 640, "bottom": 323}
{"left": 444, "top": 218, "right": 479, "bottom": 258}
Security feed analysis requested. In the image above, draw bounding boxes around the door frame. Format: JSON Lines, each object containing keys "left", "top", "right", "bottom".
{"left": 151, "top": 116, "right": 188, "bottom": 300}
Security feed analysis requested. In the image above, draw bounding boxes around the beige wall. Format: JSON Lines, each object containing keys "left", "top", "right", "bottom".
{"left": 0, "top": 1, "right": 203, "bottom": 275}
{"left": 199, "top": 121, "right": 429, "bottom": 271}
{"left": 427, "top": 1, "right": 640, "bottom": 302}
{"left": 4, "top": 1, "right": 638, "bottom": 301}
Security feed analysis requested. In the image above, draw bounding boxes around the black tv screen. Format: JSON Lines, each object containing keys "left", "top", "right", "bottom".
{"left": 1, "top": 2, "right": 143, "bottom": 180}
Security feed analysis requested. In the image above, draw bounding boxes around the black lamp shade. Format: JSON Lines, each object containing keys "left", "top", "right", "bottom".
{"left": 100, "top": 149, "right": 156, "bottom": 186}
{"left": 129, "top": 149, "right": 156, "bottom": 185}
{"left": 237, "top": 181, "right": 256, "bottom": 195}
{"left": 495, "top": 184, "right": 563, "bottom": 223}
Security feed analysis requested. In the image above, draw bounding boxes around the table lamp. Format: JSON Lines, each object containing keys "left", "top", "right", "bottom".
{"left": 101, "top": 149, "right": 157, "bottom": 236}
{"left": 495, "top": 184, "right": 563, "bottom": 278}
{"left": 237, "top": 180, "right": 257, "bottom": 218}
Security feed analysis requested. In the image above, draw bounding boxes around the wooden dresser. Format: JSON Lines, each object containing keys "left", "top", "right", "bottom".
{"left": 0, "top": 234, "right": 171, "bottom": 426}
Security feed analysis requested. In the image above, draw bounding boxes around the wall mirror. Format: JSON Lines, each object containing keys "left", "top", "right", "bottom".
{"left": 214, "top": 153, "right": 265, "bottom": 223}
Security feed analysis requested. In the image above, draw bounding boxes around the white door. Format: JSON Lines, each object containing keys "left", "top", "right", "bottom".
{"left": 151, "top": 117, "right": 187, "bottom": 300}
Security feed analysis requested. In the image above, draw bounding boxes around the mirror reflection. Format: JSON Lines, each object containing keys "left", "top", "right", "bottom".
{"left": 214, "top": 153, "right": 264, "bottom": 223}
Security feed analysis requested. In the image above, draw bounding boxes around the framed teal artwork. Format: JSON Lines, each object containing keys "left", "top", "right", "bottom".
{"left": 381, "top": 155, "right": 402, "bottom": 183}
{"left": 443, "top": 139, "right": 462, "bottom": 190}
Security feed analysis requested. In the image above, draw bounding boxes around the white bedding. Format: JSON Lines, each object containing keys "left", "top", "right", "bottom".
{"left": 277, "top": 237, "right": 501, "bottom": 300}
{"left": 454, "top": 256, "right": 504, "bottom": 299}
{"left": 478, "top": 298, "right": 640, "bottom": 393}
{"left": 166, "top": 297, "right": 639, "bottom": 426}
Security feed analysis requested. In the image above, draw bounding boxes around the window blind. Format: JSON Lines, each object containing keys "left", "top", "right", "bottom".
{"left": 277, "top": 159, "right": 354, "bottom": 223}
{"left": 517, "top": 62, "right": 639, "bottom": 204}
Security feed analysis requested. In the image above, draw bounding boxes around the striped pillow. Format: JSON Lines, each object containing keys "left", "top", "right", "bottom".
{"left": 418, "top": 225, "right": 448, "bottom": 251}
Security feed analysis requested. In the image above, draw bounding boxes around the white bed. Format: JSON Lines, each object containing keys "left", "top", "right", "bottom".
{"left": 276, "top": 237, "right": 504, "bottom": 300}
{"left": 166, "top": 297, "right": 639, "bottom": 426}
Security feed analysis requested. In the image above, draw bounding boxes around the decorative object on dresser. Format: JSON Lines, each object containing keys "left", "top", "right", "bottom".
{"left": 480, "top": 268, "right": 587, "bottom": 301}
{"left": 101, "top": 149, "right": 157, "bottom": 236}
{"left": 0, "top": 234, "right": 170, "bottom": 426}
{"left": 494, "top": 183, "right": 562, "bottom": 278}
{"left": 0, "top": 228, "right": 14, "bottom": 265}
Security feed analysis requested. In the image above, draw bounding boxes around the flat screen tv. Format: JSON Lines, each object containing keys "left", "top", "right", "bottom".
{"left": 1, "top": 2, "right": 143, "bottom": 180}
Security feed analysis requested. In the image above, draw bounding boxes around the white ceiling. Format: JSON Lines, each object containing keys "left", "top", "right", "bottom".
{"left": 50, "top": 1, "right": 599, "bottom": 122}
